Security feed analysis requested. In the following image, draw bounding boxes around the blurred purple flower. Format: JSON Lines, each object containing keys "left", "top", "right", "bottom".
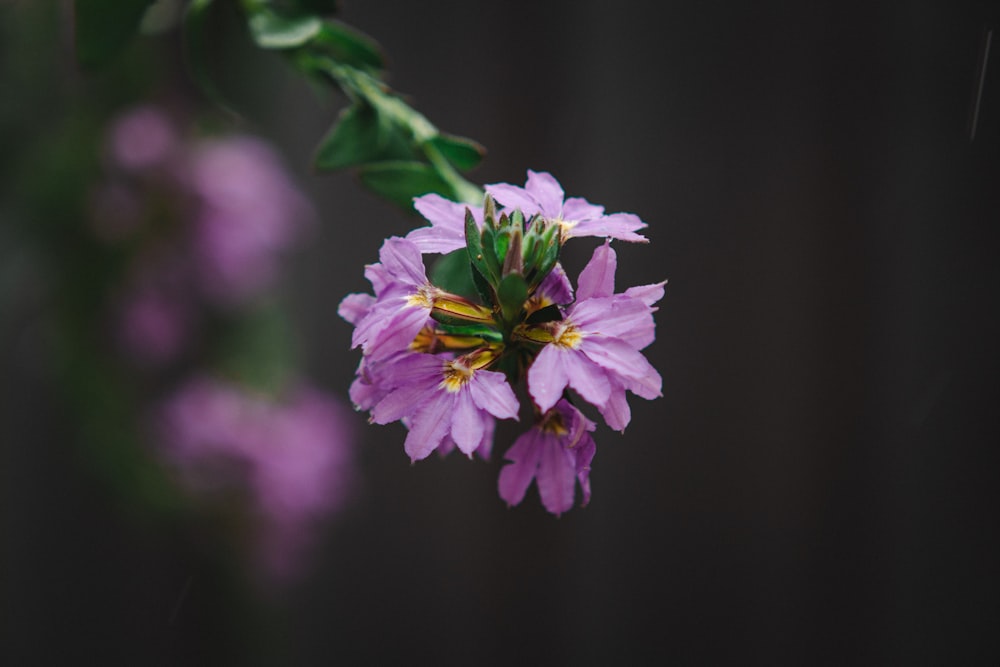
{"left": 187, "top": 137, "right": 314, "bottom": 305}
{"left": 156, "top": 376, "right": 356, "bottom": 583}
{"left": 107, "top": 105, "right": 177, "bottom": 171}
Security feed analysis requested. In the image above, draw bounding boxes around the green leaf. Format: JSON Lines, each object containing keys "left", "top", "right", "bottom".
{"left": 247, "top": 10, "right": 323, "bottom": 50}
{"left": 497, "top": 273, "right": 528, "bottom": 326}
{"left": 357, "top": 161, "right": 457, "bottom": 210}
{"left": 430, "top": 249, "right": 477, "bottom": 299}
{"left": 74, "top": 0, "right": 156, "bottom": 68}
{"left": 314, "top": 103, "right": 415, "bottom": 170}
{"left": 426, "top": 134, "right": 485, "bottom": 171}
{"left": 313, "top": 19, "right": 384, "bottom": 71}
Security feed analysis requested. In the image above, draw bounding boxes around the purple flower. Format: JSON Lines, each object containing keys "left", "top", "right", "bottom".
{"left": 497, "top": 399, "right": 596, "bottom": 515}
{"left": 369, "top": 352, "right": 518, "bottom": 461}
{"left": 188, "top": 137, "right": 313, "bottom": 304}
{"left": 345, "top": 236, "right": 440, "bottom": 361}
{"left": 486, "top": 170, "right": 648, "bottom": 243}
{"left": 106, "top": 105, "right": 177, "bottom": 171}
{"left": 526, "top": 242, "right": 663, "bottom": 429}
{"left": 156, "top": 376, "right": 356, "bottom": 584}
{"left": 406, "top": 193, "right": 486, "bottom": 254}
{"left": 115, "top": 284, "right": 193, "bottom": 367}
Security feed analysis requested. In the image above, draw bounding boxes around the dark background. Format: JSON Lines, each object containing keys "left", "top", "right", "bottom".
{"left": 4, "top": 1, "right": 1000, "bottom": 664}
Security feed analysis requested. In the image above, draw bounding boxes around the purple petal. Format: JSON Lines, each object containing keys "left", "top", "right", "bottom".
{"left": 364, "top": 262, "right": 392, "bottom": 294}
{"left": 338, "top": 292, "right": 375, "bottom": 326}
{"left": 624, "top": 280, "right": 666, "bottom": 307}
{"left": 497, "top": 430, "right": 543, "bottom": 507}
{"left": 624, "top": 366, "right": 664, "bottom": 401}
{"left": 536, "top": 263, "right": 574, "bottom": 305}
{"left": 365, "top": 305, "right": 430, "bottom": 360}
{"left": 597, "top": 380, "right": 632, "bottom": 432}
{"left": 469, "top": 370, "right": 519, "bottom": 420}
{"left": 571, "top": 297, "right": 653, "bottom": 343}
{"left": 404, "top": 394, "right": 454, "bottom": 461}
{"left": 582, "top": 336, "right": 658, "bottom": 382}
{"left": 570, "top": 213, "right": 648, "bottom": 243}
{"left": 484, "top": 183, "right": 542, "bottom": 217}
{"left": 576, "top": 241, "right": 617, "bottom": 301}
{"left": 524, "top": 171, "right": 565, "bottom": 218}
{"left": 536, "top": 433, "right": 577, "bottom": 515}
{"left": 573, "top": 435, "right": 596, "bottom": 507}
{"left": 561, "top": 196, "right": 604, "bottom": 221}
{"left": 378, "top": 236, "right": 427, "bottom": 286}
{"left": 563, "top": 353, "right": 612, "bottom": 408}
{"left": 527, "top": 345, "right": 570, "bottom": 412}
{"left": 407, "top": 194, "right": 477, "bottom": 254}
{"left": 450, "top": 389, "right": 486, "bottom": 456}
{"left": 371, "top": 382, "right": 431, "bottom": 424}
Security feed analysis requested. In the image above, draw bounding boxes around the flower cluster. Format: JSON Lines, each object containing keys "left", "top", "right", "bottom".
{"left": 341, "top": 171, "right": 664, "bottom": 515}
{"left": 96, "top": 105, "right": 313, "bottom": 366}
{"left": 91, "top": 106, "right": 356, "bottom": 583}
{"left": 156, "top": 376, "right": 355, "bottom": 584}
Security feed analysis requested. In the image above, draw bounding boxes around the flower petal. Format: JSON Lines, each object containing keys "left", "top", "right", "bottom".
{"left": 450, "top": 389, "right": 486, "bottom": 456}
{"left": 597, "top": 380, "right": 632, "bottom": 432}
{"left": 497, "top": 430, "right": 543, "bottom": 507}
{"left": 536, "top": 433, "right": 577, "bottom": 515}
{"left": 378, "top": 236, "right": 427, "bottom": 286}
{"left": 561, "top": 196, "right": 604, "bottom": 221}
{"left": 404, "top": 394, "right": 454, "bottom": 461}
{"left": 337, "top": 292, "right": 375, "bottom": 326}
{"left": 563, "top": 353, "right": 612, "bottom": 408}
{"left": 484, "top": 183, "right": 541, "bottom": 217}
{"left": 525, "top": 170, "right": 565, "bottom": 218}
{"left": 407, "top": 194, "right": 474, "bottom": 254}
{"left": 576, "top": 241, "right": 617, "bottom": 301}
{"left": 570, "top": 213, "right": 648, "bottom": 243}
{"left": 624, "top": 280, "right": 666, "bottom": 307}
{"left": 469, "top": 370, "right": 519, "bottom": 420}
{"left": 536, "top": 262, "right": 574, "bottom": 305}
{"left": 527, "top": 345, "right": 570, "bottom": 412}
{"left": 364, "top": 304, "right": 430, "bottom": 360}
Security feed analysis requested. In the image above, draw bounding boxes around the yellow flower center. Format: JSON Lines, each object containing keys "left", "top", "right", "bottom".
{"left": 441, "top": 360, "right": 474, "bottom": 392}
{"left": 540, "top": 411, "right": 569, "bottom": 435}
{"left": 552, "top": 321, "right": 582, "bottom": 349}
{"left": 405, "top": 284, "right": 436, "bottom": 309}
{"left": 555, "top": 217, "right": 579, "bottom": 242}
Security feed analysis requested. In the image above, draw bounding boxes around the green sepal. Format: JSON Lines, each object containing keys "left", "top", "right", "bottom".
{"left": 471, "top": 263, "right": 497, "bottom": 307}
{"left": 430, "top": 310, "right": 488, "bottom": 329}
{"left": 426, "top": 134, "right": 485, "bottom": 171}
{"left": 497, "top": 273, "right": 528, "bottom": 326}
{"left": 434, "top": 323, "right": 503, "bottom": 343}
{"left": 314, "top": 103, "right": 414, "bottom": 170}
{"left": 533, "top": 223, "right": 562, "bottom": 284}
{"left": 247, "top": 9, "right": 322, "bottom": 50}
{"left": 74, "top": 0, "right": 156, "bottom": 69}
{"left": 465, "top": 208, "right": 496, "bottom": 287}
{"left": 479, "top": 218, "right": 502, "bottom": 284}
{"left": 357, "top": 161, "right": 457, "bottom": 210}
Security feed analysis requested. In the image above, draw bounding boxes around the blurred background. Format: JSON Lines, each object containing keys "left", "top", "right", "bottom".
{"left": 3, "top": 1, "right": 1000, "bottom": 664}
